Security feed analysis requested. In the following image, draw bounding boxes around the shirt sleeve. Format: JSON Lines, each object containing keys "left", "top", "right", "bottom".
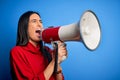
{"left": 10, "top": 47, "right": 46, "bottom": 80}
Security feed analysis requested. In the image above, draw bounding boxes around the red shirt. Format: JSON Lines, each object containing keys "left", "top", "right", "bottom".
{"left": 10, "top": 42, "right": 63, "bottom": 80}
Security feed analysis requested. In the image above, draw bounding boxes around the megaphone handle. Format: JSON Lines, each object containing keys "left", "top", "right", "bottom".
{"left": 53, "top": 42, "right": 58, "bottom": 74}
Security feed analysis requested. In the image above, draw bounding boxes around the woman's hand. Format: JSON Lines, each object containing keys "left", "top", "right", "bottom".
{"left": 57, "top": 41, "right": 68, "bottom": 64}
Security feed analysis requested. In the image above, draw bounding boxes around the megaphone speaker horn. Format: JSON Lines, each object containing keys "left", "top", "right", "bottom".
{"left": 80, "top": 10, "right": 101, "bottom": 50}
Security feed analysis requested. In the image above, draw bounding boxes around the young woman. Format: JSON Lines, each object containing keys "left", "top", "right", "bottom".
{"left": 10, "top": 11, "right": 67, "bottom": 80}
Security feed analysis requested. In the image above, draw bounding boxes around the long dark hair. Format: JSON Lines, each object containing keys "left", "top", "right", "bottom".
{"left": 16, "top": 11, "right": 40, "bottom": 46}
{"left": 16, "top": 11, "right": 52, "bottom": 62}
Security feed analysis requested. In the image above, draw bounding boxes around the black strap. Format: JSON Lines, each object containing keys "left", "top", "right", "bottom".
{"left": 53, "top": 43, "right": 58, "bottom": 74}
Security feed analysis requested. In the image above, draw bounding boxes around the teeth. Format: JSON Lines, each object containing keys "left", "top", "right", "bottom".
{"left": 36, "top": 30, "right": 40, "bottom": 33}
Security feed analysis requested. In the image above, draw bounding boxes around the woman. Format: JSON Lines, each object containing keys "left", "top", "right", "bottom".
{"left": 10, "top": 11, "right": 67, "bottom": 80}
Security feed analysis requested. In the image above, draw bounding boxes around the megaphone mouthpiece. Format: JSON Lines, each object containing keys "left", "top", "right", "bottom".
{"left": 42, "top": 27, "right": 61, "bottom": 43}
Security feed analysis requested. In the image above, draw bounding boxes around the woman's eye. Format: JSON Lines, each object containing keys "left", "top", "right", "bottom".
{"left": 39, "top": 20, "right": 42, "bottom": 23}
{"left": 32, "top": 20, "right": 36, "bottom": 23}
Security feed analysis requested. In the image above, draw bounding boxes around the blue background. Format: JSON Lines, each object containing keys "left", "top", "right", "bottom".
{"left": 0, "top": 0, "right": 120, "bottom": 80}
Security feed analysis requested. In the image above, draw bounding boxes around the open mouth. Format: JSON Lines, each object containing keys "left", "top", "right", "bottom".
{"left": 35, "top": 30, "right": 41, "bottom": 34}
{"left": 35, "top": 30, "right": 42, "bottom": 38}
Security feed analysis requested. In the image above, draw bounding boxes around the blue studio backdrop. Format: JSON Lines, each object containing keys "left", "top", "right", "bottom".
{"left": 0, "top": 0, "right": 120, "bottom": 80}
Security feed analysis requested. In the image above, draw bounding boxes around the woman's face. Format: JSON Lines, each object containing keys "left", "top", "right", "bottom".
{"left": 28, "top": 13, "right": 43, "bottom": 45}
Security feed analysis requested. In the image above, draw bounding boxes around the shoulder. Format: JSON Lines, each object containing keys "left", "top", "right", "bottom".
{"left": 10, "top": 46, "right": 24, "bottom": 58}
{"left": 10, "top": 46, "right": 22, "bottom": 53}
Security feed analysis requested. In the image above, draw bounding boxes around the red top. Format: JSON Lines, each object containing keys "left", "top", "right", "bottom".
{"left": 10, "top": 42, "right": 64, "bottom": 80}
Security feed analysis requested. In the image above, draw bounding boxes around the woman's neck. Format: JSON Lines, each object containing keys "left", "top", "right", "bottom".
{"left": 29, "top": 40, "right": 39, "bottom": 47}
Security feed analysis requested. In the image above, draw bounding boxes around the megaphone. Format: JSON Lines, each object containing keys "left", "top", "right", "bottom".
{"left": 42, "top": 10, "right": 101, "bottom": 51}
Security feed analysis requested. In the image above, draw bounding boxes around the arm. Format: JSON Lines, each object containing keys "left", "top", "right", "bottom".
{"left": 43, "top": 46, "right": 64, "bottom": 80}
{"left": 55, "top": 41, "right": 67, "bottom": 80}
{"left": 43, "top": 58, "right": 55, "bottom": 80}
{"left": 44, "top": 59, "right": 64, "bottom": 80}
{"left": 45, "top": 41, "right": 67, "bottom": 80}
